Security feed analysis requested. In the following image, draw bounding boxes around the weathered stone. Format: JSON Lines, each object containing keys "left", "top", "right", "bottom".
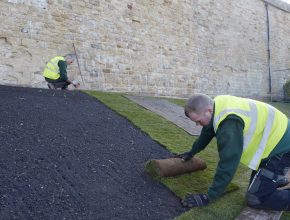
{"left": 236, "top": 206, "right": 282, "bottom": 220}
{"left": 102, "top": 69, "right": 110, "bottom": 73}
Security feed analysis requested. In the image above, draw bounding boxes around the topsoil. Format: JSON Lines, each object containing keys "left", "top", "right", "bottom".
{"left": 0, "top": 85, "right": 187, "bottom": 220}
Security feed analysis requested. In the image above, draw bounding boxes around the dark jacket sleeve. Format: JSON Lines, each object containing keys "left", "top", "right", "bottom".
{"left": 58, "top": 60, "right": 68, "bottom": 81}
{"left": 207, "top": 115, "right": 244, "bottom": 201}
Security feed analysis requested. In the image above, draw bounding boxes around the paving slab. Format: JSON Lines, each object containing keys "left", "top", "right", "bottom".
{"left": 235, "top": 206, "right": 282, "bottom": 220}
{"left": 125, "top": 95, "right": 202, "bottom": 136}
{"left": 0, "top": 85, "right": 187, "bottom": 220}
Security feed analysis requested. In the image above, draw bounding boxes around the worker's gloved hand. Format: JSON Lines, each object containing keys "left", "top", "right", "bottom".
{"left": 174, "top": 151, "right": 194, "bottom": 162}
{"left": 181, "top": 193, "right": 210, "bottom": 207}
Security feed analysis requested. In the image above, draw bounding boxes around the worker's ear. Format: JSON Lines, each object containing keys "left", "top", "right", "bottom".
{"left": 206, "top": 106, "right": 213, "bottom": 114}
{"left": 209, "top": 107, "right": 213, "bottom": 114}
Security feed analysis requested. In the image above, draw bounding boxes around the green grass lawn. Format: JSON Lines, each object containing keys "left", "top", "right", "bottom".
{"left": 85, "top": 91, "right": 290, "bottom": 220}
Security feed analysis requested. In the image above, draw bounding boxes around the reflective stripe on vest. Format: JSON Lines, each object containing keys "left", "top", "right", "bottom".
{"left": 213, "top": 95, "right": 288, "bottom": 170}
{"left": 214, "top": 101, "right": 257, "bottom": 151}
{"left": 43, "top": 56, "right": 65, "bottom": 80}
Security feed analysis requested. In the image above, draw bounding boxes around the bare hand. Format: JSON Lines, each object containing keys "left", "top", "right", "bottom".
{"left": 73, "top": 83, "right": 80, "bottom": 88}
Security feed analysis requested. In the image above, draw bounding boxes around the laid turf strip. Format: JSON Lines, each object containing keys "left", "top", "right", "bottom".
{"left": 0, "top": 85, "right": 186, "bottom": 219}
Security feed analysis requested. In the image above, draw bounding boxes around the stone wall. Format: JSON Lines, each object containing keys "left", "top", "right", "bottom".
{"left": 268, "top": 2, "right": 290, "bottom": 99}
{"left": 0, "top": 0, "right": 289, "bottom": 99}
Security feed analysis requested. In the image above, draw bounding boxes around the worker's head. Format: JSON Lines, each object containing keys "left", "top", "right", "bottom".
{"left": 184, "top": 94, "right": 214, "bottom": 126}
{"left": 64, "top": 53, "right": 76, "bottom": 65}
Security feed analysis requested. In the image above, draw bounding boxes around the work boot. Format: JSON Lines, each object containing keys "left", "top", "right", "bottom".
{"left": 47, "top": 83, "right": 55, "bottom": 90}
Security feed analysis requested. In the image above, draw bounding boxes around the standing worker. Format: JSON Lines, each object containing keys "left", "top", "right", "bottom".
{"left": 43, "top": 54, "right": 80, "bottom": 90}
{"left": 177, "top": 94, "right": 290, "bottom": 211}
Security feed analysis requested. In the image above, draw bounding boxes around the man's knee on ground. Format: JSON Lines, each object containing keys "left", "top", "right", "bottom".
{"left": 245, "top": 192, "right": 261, "bottom": 207}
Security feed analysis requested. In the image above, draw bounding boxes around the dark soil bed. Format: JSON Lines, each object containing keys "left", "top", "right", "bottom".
{"left": 0, "top": 85, "right": 186, "bottom": 220}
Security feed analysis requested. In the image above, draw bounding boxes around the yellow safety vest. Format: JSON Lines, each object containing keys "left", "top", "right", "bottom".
{"left": 213, "top": 95, "right": 288, "bottom": 170}
{"left": 43, "top": 56, "right": 65, "bottom": 80}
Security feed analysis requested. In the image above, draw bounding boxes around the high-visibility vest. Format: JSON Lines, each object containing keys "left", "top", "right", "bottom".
{"left": 213, "top": 95, "right": 288, "bottom": 170}
{"left": 43, "top": 56, "right": 65, "bottom": 80}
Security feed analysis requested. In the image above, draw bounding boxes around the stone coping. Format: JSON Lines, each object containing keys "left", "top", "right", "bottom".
{"left": 263, "top": 0, "right": 290, "bottom": 13}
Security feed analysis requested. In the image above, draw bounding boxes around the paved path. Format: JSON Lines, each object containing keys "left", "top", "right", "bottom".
{"left": 0, "top": 85, "right": 186, "bottom": 220}
{"left": 125, "top": 95, "right": 202, "bottom": 136}
{"left": 235, "top": 206, "right": 282, "bottom": 220}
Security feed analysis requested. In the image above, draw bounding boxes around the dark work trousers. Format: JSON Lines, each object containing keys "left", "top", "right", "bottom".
{"left": 45, "top": 77, "right": 70, "bottom": 90}
{"left": 246, "top": 151, "right": 290, "bottom": 210}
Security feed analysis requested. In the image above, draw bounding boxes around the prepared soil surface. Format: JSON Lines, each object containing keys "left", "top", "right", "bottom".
{"left": 0, "top": 85, "right": 186, "bottom": 220}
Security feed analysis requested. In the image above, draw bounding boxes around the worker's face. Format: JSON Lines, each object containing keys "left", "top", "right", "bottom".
{"left": 67, "top": 59, "right": 74, "bottom": 65}
{"left": 188, "top": 108, "right": 213, "bottom": 127}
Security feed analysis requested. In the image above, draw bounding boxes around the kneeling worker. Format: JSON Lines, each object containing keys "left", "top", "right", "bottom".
{"left": 43, "top": 54, "right": 80, "bottom": 90}
{"left": 177, "top": 94, "right": 290, "bottom": 211}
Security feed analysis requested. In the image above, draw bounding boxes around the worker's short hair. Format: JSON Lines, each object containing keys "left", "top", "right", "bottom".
{"left": 64, "top": 53, "right": 76, "bottom": 61}
{"left": 184, "top": 94, "right": 213, "bottom": 117}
